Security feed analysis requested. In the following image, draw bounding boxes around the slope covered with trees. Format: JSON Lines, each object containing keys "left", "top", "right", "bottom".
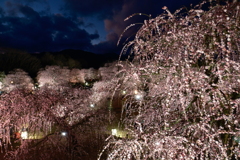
{"left": 0, "top": 48, "right": 120, "bottom": 78}
{"left": 0, "top": 0, "right": 239, "bottom": 159}
{"left": 0, "top": 62, "right": 121, "bottom": 160}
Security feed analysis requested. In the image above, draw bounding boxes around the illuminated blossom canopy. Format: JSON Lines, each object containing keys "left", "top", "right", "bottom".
{"left": 0, "top": 0, "right": 239, "bottom": 159}
{"left": 0, "top": 64, "right": 118, "bottom": 159}
{"left": 100, "top": 1, "right": 240, "bottom": 159}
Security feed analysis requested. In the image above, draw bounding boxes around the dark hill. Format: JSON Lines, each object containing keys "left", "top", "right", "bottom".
{"left": 0, "top": 48, "right": 121, "bottom": 78}
{"left": 58, "top": 49, "right": 119, "bottom": 68}
{"left": 32, "top": 49, "right": 120, "bottom": 69}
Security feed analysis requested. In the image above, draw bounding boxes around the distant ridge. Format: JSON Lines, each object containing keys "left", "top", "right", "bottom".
{"left": 0, "top": 48, "right": 121, "bottom": 78}
{"left": 32, "top": 49, "right": 120, "bottom": 69}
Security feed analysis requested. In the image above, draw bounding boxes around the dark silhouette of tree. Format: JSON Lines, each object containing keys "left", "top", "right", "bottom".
{"left": 0, "top": 51, "right": 41, "bottom": 78}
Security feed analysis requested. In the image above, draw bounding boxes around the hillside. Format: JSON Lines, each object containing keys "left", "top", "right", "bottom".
{"left": 0, "top": 48, "right": 120, "bottom": 78}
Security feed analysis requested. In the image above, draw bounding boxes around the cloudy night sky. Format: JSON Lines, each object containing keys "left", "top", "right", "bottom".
{"left": 0, "top": 0, "right": 202, "bottom": 54}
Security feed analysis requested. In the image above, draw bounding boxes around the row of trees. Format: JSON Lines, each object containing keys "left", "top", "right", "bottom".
{"left": 0, "top": 62, "right": 122, "bottom": 159}
{"left": 0, "top": 62, "right": 117, "bottom": 90}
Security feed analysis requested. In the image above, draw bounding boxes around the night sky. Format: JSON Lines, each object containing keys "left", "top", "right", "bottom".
{"left": 0, "top": 0, "right": 202, "bottom": 54}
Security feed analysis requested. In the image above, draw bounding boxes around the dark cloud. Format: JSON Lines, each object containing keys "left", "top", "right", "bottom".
{"left": 19, "top": 4, "right": 40, "bottom": 19}
{"left": 90, "top": 0, "right": 203, "bottom": 54}
{"left": 0, "top": 3, "right": 99, "bottom": 52}
{"left": 10, "top": 0, "right": 46, "bottom": 2}
{"left": 0, "top": 0, "right": 203, "bottom": 54}
{"left": 62, "top": 0, "right": 123, "bottom": 19}
{"left": 90, "top": 32, "right": 121, "bottom": 54}
{"left": 0, "top": 7, "right": 5, "bottom": 17}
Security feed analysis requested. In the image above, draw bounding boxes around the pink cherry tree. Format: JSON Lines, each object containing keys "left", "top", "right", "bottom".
{"left": 1, "top": 69, "right": 34, "bottom": 92}
{"left": 36, "top": 66, "right": 70, "bottom": 90}
{"left": 0, "top": 83, "right": 111, "bottom": 159}
{"left": 100, "top": 1, "right": 240, "bottom": 159}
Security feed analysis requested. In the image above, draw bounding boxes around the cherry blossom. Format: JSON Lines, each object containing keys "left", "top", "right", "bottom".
{"left": 100, "top": 1, "right": 240, "bottom": 159}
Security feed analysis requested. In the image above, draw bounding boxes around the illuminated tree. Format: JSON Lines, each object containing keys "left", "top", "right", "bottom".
{"left": 82, "top": 68, "right": 100, "bottom": 84}
{"left": 37, "top": 66, "right": 70, "bottom": 89}
{"left": 0, "top": 88, "right": 64, "bottom": 159}
{"left": 69, "top": 68, "right": 85, "bottom": 84}
{"left": 0, "top": 71, "right": 5, "bottom": 90}
{"left": 1, "top": 69, "right": 34, "bottom": 92}
{"left": 0, "top": 85, "right": 111, "bottom": 159}
{"left": 100, "top": 1, "right": 240, "bottom": 159}
{"left": 98, "top": 61, "right": 120, "bottom": 81}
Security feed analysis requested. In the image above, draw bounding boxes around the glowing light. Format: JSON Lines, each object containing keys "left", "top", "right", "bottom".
{"left": 111, "top": 129, "right": 117, "bottom": 136}
{"left": 61, "top": 132, "right": 67, "bottom": 136}
{"left": 133, "top": 90, "right": 143, "bottom": 100}
{"left": 134, "top": 94, "right": 142, "bottom": 100}
{"left": 155, "top": 142, "right": 160, "bottom": 146}
{"left": 134, "top": 90, "right": 138, "bottom": 94}
{"left": 21, "top": 131, "right": 28, "bottom": 139}
{"left": 90, "top": 104, "right": 95, "bottom": 108}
